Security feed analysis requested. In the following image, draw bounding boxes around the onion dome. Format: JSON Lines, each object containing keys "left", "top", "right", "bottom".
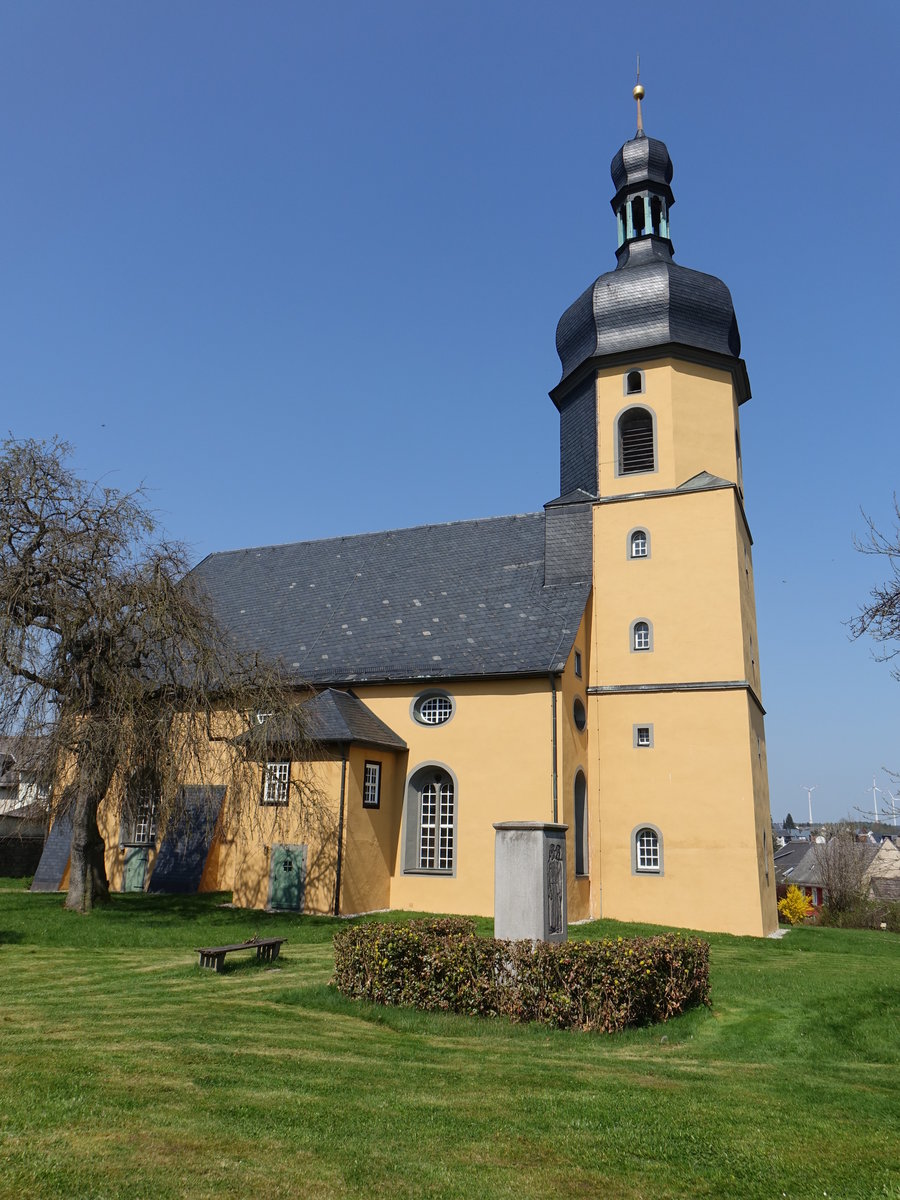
{"left": 555, "top": 87, "right": 742, "bottom": 385}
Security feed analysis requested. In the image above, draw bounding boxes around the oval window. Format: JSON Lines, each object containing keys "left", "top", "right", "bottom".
{"left": 573, "top": 697, "right": 586, "bottom": 732}
{"left": 413, "top": 692, "right": 454, "bottom": 726}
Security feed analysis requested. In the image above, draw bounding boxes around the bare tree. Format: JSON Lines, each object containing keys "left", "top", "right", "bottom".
{"left": 0, "top": 437, "right": 319, "bottom": 913}
{"left": 811, "top": 824, "right": 869, "bottom": 914}
{"left": 851, "top": 501, "right": 900, "bottom": 673}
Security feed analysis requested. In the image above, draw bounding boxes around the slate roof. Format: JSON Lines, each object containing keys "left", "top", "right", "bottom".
{"left": 191, "top": 512, "right": 591, "bottom": 686}
{"left": 555, "top": 127, "right": 743, "bottom": 385}
{"left": 555, "top": 238, "right": 742, "bottom": 383}
{"left": 610, "top": 133, "right": 674, "bottom": 201}
{"left": 252, "top": 690, "right": 407, "bottom": 752}
{"left": 773, "top": 842, "right": 814, "bottom": 886}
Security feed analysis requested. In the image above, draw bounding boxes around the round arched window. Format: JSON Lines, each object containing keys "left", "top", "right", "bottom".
{"left": 412, "top": 691, "right": 455, "bottom": 726}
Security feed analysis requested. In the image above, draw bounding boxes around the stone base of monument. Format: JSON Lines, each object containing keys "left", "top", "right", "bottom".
{"left": 493, "top": 821, "right": 568, "bottom": 943}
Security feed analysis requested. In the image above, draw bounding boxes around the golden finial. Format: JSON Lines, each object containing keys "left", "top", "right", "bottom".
{"left": 633, "top": 55, "right": 644, "bottom": 134}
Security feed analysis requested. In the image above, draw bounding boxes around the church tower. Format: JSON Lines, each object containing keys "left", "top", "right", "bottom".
{"left": 552, "top": 87, "right": 778, "bottom": 936}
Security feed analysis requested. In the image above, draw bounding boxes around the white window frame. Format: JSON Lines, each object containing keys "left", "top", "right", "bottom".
{"left": 629, "top": 528, "right": 650, "bottom": 559}
{"left": 122, "top": 773, "right": 159, "bottom": 847}
{"left": 633, "top": 724, "right": 654, "bottom": 748}
{"left": 363, "top": 760, "right": 381, "bottom": 809}
{"left": 404, "top": 765, "right": 457, "bottom": 876}
{"left": 262, "top": 760, "right": 290, "bottom": 806}
{"left": 631, "top": 619, "right": 653, "bottom": 652}
{"left": 632, "top": 824, "right": 663, "bottom": 875}
{"left": 411, "top": 691, "right": 455, "bottom": 727}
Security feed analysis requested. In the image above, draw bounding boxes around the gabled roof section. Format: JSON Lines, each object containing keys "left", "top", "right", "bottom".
{"left": 192, "top": 513, "right": 591, "bottom": 685}
{"left": 270, "top": 690, "right": 406, "bottom": 751}
{"left": 677, "top": 471, "right": 733, "bottom": 492}
{"left": 545, "top": 488, "right": 598, "bottom": 507}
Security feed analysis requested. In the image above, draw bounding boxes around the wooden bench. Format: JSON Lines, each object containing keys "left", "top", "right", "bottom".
{"left": 195, "top": 937, "right": 286, "bottom": 972}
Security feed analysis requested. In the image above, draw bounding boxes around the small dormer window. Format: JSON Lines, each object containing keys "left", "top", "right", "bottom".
{"left": 624, "top": 370, "right": 644, "bottom": 396}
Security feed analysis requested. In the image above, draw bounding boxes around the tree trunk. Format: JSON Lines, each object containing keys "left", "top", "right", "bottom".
{"left": 64, "top": 764, "right": 114, "bottom": 913}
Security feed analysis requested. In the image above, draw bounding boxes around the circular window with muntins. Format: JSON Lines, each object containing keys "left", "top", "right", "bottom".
{"left": 573, "top": 697, "right": 587, "bottom": 732}
{"left": 413, "top": 692, "right": 454, "bottom": 726}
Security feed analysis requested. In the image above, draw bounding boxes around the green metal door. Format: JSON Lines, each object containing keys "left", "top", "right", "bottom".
{"left": 268, "top": 844, "right": 306, "bottom": 911}
{"left": 122, "top": 847, "right": 149, "bottom": 892}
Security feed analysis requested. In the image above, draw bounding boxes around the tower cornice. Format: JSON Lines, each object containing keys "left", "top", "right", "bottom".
{"left": 549, "top": 343, "right": 751, "bottom": 411}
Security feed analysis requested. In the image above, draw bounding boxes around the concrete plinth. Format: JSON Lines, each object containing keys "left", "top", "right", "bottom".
{"left": 493, "top": 821, "right": 568, "bottom": 943}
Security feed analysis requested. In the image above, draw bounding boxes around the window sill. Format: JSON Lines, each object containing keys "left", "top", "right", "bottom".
{"left": 402, "top": 868, "right": 454, "bottom": 877}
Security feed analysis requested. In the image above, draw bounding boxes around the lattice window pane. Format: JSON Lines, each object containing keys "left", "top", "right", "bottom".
{"left": 637, "top": 829, "right": 659, "bottom": 870}
{"left": 437, "top": 781, "right": 454, "bottom": 870}
{"left": 419, "top": 783, "right": 437, "bottom": 869}
{"left": 419, "top": 695, "right": 453, "bottom": 725}
{"left": 263, "top": 760, "right": 290, "bottom": 804}
{"left": 633, "top": 622, "right": 650, "bottom": 651}
{"left": 363, "top": 762, "right": 381, "bottom": 808}
{"left": 132, "top": 799, "right": 157, "bottom": 845}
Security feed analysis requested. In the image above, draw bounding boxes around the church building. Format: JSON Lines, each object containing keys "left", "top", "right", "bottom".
{"left": 106, "top": 91, "right": 780, "bottom": 937}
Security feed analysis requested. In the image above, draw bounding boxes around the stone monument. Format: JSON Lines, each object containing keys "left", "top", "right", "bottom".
{"left": 493, "top": 821, "right": 568, "bottom": 943}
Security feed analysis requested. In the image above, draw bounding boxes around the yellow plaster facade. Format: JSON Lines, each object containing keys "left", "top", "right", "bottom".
{"left": 51, "top": 117, "right": 780, "bottom": 939}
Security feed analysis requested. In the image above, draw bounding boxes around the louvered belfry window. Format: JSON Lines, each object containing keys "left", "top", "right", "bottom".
{"left": 619, "top": 407, "right": 655, "bottom": 474}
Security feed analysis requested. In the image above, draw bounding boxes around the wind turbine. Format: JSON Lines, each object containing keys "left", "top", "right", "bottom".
{"left": 871, "top": 776, "right": 882, "bottom": 824}
{"left": 802, "top": 785, "right": 816, "bottom": 825}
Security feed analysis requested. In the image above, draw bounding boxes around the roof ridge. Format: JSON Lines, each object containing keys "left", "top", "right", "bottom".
{"left": 195, "top": 510, "right": 545, "bottom": 565}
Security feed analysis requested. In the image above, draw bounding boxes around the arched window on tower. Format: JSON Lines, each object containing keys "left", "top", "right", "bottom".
{"left": 618, "top": 407, "right": 655, "bottom": 475}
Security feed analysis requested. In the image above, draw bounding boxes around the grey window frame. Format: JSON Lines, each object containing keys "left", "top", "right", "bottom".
{"left": 411, "top": 690, "right": 456, "bottom": 727}
{"left": 574, "top": 770, "right": 589, "bottom": 877}
{"left": 631, "top": 824, "right": 664, "bottom": 875}
{"left": 628, "top": 527, "right": 651, "bottom": 559}
{"left": 630, "top": 618, "right": 653, "bottom": 653}
{"left": 615, "top": 404, "right": 658, "bottom": 478}
{"left": 403, "top": 763, "right": 458, "bottom": 877}
{"left": 623, "top": 369, "right": 645, "bottom": 396}
{"left": 633, "top": 723, "right": 654, "bottom": 748}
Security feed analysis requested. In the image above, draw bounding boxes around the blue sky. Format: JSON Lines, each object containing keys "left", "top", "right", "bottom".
{"left": 2, "top": 1, "right": 898, "bottom": 823}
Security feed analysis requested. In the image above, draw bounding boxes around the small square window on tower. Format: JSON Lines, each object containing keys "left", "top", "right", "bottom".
{"left": 633, "top": 724, "right": 653, "bottom": 748}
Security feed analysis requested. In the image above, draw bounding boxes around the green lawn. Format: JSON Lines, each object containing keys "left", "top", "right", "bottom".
{"left": 0, "top": 883, "right": 897, "bottom": 1200}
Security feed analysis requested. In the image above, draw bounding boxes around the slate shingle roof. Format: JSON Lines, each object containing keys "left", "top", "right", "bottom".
{"left": 250, "top": 690, "right": 407, "bottom": 751}
{"left": 191, "top": 513, "right": 591, "bottom": 686}
{"left": 555, "top": 238, "right": 742, "bottom": 383}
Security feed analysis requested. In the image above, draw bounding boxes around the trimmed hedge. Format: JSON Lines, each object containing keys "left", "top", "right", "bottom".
{"left": 331, "top": 918, "right": 710, "bottom": 1033}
